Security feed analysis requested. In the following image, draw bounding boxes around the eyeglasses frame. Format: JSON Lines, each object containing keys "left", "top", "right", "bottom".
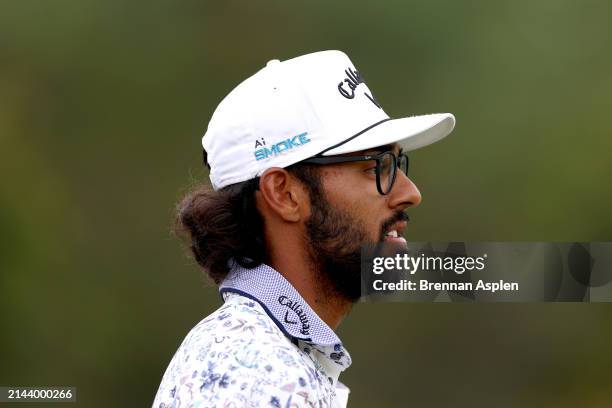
{"left": 300, "top": 150, "right": 409, "bottom": 195}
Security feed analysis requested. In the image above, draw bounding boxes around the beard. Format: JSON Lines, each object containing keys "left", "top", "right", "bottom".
{"left": 304, "top": 192, "right": 409, "bottom": 303}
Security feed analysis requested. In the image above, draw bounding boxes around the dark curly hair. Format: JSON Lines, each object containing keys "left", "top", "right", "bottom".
{"left": 175, "top": 163, "right": 321, "bottom": 284}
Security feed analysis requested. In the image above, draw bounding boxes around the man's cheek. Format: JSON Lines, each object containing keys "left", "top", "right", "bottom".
{"left": 369, "top": 219, "right": 384, "bottom": 242}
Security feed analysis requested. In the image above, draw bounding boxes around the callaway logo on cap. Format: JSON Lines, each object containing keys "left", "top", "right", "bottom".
{"left": 202, "top": 50, "right": 455, "bottom": 190}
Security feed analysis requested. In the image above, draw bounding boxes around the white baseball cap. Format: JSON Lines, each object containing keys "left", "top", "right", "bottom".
{"left": 202, "top": 50, "right": 455, "bottom": 190}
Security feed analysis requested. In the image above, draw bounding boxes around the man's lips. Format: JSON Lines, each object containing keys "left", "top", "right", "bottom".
{"left": 389, "top": 221, "right": 408, "bottom": 235}
{"left": 383, "top": 220, "right": 408, "bottom": 244}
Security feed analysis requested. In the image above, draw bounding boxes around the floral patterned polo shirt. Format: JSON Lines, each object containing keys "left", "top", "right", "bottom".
{"left": 153, "top": 262, "right": 352, "bottom": 407}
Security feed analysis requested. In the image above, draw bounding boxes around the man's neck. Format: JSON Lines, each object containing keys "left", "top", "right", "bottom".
{"left": 269, "top": 254, "right": 352, "bottom": 331}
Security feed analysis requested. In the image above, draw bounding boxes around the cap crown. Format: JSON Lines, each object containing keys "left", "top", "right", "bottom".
{"left": 203, "top": 50, "right": 389, "bottom": 189}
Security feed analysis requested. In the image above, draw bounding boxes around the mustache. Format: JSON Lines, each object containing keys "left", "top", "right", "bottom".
{"left": 379, "top": 211, "right": 410, "bottom": 240}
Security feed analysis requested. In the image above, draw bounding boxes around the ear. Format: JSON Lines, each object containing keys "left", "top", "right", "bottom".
{"left": 257, "top": 168, "right": 308, "bottom": 223}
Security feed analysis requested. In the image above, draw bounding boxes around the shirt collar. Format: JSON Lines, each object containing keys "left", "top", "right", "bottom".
{"left": 219, "top": 261, "right": 344, "bottom": 347}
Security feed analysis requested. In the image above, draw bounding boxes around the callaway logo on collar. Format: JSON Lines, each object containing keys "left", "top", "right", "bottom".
{"left": 202, "top": 50, "right": 456, "bottom": 190}
{"left": 277, "top": 295, "right": 310, "bottom": 336}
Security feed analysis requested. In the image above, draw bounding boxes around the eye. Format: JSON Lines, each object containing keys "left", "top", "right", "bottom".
{"left": 364, "top": 166, "right": 377, "bottom": 174}
{"left": 380, "top": 160, "right": 392, "bottom": 173}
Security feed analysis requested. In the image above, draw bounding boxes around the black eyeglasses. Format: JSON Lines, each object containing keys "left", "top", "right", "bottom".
{"left": 301, "top": 151, "right": 409, "bottom": 195}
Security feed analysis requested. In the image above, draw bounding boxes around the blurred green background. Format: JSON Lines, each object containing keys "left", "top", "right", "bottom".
{"left": 1, "top": 0, "right": 611, "bottom": 407}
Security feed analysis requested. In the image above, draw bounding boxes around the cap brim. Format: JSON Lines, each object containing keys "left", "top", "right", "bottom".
{"left": 321, "top": 113, "right": 455, "bottom": 156}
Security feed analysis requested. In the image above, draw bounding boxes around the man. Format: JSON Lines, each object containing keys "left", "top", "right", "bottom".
{"left": 153, "top": 50, "right": 455, "bottom": 407}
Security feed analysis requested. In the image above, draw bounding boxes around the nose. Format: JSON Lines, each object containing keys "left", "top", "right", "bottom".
{"left": 387, "top": 171, "right": 422, "bottom": 210}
